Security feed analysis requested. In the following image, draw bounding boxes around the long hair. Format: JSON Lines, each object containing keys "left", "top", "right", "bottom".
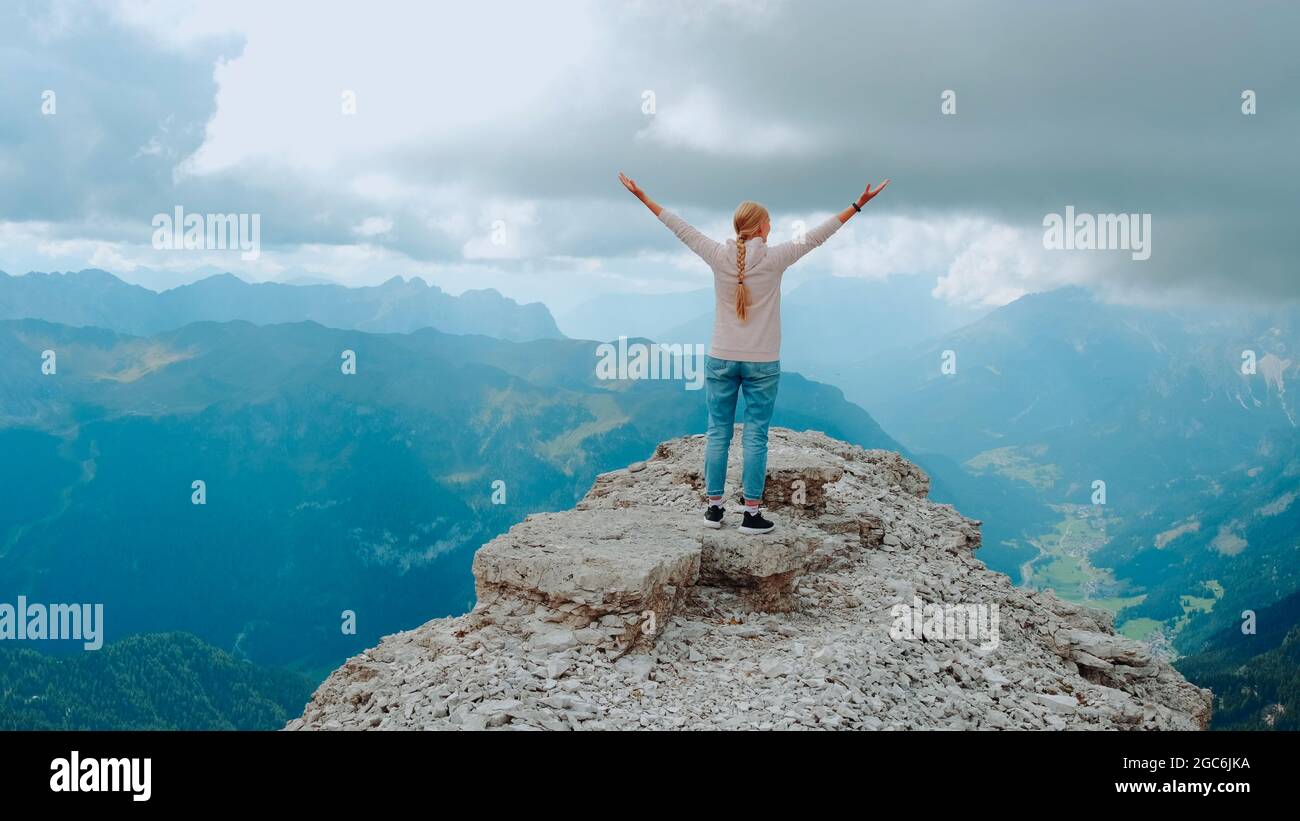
{"left": 732, "top": 200, "right": 769, "bottom": 321}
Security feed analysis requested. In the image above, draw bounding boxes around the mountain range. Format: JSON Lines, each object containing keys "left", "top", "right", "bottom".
{"left": 0, "top": 269, "right": 562, "bottom": 341}
{"left": 0, "top": 314, "right": 906, "bottom": 672}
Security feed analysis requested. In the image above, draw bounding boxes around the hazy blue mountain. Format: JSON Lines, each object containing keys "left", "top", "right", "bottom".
{"left": 613, "top": 275, "right": 988, "bottom": 377}
{"left": 0, "top": 269, "right": 562, "bottom": 341}
{"left": 0, "top": 632, "right": 313, "bottom": 730}
{"left": 560, "top": 277, "right": 986, "bottom": 365}
{"left": 778, "top": 276, "right": 988, "bottom": 384}
{"left": 0, "top": 269, "right": 159, "bottom": 334}
{"left": 0, "top": 318, "right": 909, "bottom": 671}
{"left": 837, "top": 286, "right": 1300, "bottom": 650}
{"left": 102, "top": 265, "right": 236, "bottom": 292}
{"left": 557, "top": 288, "right": 712, "bottom": 342}
{"left": 845, "top": 288, "right": 1215, "bottom": 457}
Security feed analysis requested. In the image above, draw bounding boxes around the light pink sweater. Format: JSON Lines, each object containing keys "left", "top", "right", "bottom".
{"left": 658, "top": 209, "right": 842, "bottom": 362}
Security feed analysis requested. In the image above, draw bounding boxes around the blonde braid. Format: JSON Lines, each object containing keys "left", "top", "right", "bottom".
{"left": 730, "top": 200, "right": 768, "bottom": 322}
{"left": 734, "top": 233, "right": 749, "bottom": 321}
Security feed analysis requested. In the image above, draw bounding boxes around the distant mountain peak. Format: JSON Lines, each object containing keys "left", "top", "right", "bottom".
{"left": 190, "top": 272, "right": 248, "bottom": 286}
{"left": 458, "top": 287, "right": 506, "bottom": 299}
{"left": 32, "top": 268, "right": 122, "bottom": 283}
{"left": 1019, "top": 284, "right": 1096, "bottom": 303}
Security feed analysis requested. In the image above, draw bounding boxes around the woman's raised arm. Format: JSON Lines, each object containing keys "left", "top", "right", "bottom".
{"left": 619, "top": 172, "right": 663, "bottom": 217}
{"left": 836, "top": 179, "right": 890, "bottom": 224}
{"left": 620, "top": 172, "right": 726, "bottom": 267}
{"left": 769, "top": 179, "right": 890, "bottom": 269}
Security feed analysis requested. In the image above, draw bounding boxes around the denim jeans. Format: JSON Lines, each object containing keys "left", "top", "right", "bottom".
{"left": 704, "top": 355, "right": 781, "bottom": 502}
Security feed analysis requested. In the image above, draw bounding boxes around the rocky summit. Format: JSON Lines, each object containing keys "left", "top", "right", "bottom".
{"left": 287, "top": 428, "right": 1212, "bottom": 731}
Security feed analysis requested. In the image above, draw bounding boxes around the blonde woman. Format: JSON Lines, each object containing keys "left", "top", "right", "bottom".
{"left": 619, "top": 172, "right": 889, "bottom": 533}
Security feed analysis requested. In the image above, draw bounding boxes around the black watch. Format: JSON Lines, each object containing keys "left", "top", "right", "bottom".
{"left": 851, "top": 202, "right": 862, "bottom": 213}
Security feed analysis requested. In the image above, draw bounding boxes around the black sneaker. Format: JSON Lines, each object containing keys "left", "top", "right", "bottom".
{"left": 739, "top": 508, "right": 776, "bottom": 535}
{"left": 703, "top": 504, "right": 725, "bottom": 529}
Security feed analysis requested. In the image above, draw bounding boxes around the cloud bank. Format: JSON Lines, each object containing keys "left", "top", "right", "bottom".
{"left": 0, "top": 0, "right": 1295, "bottom": 311}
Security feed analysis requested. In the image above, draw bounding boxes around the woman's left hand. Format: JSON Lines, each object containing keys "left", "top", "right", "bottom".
{"left": 858, "top": 179, "right": 890, "bottom": 206}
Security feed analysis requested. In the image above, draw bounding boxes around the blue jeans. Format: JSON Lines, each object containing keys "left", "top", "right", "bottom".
{"left": 704, "top": 356, "right": 780, "bottom": 502}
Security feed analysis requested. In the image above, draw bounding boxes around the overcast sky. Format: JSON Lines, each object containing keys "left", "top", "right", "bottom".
{"left": 0, "top": 0, "right": 1295, "bottom": 313}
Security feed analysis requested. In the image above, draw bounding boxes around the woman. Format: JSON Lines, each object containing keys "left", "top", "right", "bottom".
{"left": 619, "top": 172, "right": 889, "bottom": 534}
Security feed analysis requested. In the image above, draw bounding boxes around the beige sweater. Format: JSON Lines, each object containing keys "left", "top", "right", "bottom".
{"left": 658, "top": 209, "right": 842, "bottom": 362}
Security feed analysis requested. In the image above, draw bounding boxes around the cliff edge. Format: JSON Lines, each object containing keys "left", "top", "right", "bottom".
{"left": 288, "top": 428, "right": 1212, "bottom": 731}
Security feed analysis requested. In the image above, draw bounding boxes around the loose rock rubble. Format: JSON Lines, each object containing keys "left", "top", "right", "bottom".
{"left": 288, "top": 428, "right": 1212, "bottom": 731}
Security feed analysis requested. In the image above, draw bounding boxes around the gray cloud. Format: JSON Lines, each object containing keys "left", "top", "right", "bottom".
{"left": 1, "top": 0, "right": 1296, "bottom": 304}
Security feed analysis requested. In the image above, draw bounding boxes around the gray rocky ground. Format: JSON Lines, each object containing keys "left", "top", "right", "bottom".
{"left": 288, "top": 428, "right": 1212, "bottom": 731}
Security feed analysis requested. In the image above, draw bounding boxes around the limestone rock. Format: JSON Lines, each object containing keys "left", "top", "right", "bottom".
{"left": 290, "top": 427, "right": 1213, "bottom": 732}
{"left": 698, "top": 526, "right": 820, "bottom": 611}
{"left": 472, "top": 508, "right": 700, "bottom": 641}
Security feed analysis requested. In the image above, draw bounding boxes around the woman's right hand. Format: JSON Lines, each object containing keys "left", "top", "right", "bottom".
{"left": 620, "top": 172, "right": 663, "bottom": 216}
{"left": 619, "top": 172, "right": 643, "bottom": 197}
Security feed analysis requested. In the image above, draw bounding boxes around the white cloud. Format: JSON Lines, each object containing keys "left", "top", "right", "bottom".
{"left": 937, "top": 224, "right": 1052, "bottom": 307}
{"left": 823, "top": 214, "right": 1091, "bottom": 307}
{"left": 352, "top": 216, "right": 393, "bottom": 238}
{"left": 546, "top": 255, "right": 603, "bottom": 273}
{"left": 635, "top": 86, "right": 821, "bottom": 157}
{"left": 461, "top": 201, "right": 541, "bottom": 260}
{"left": 154, "top": 0, "right": 599, "bottom": 175}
